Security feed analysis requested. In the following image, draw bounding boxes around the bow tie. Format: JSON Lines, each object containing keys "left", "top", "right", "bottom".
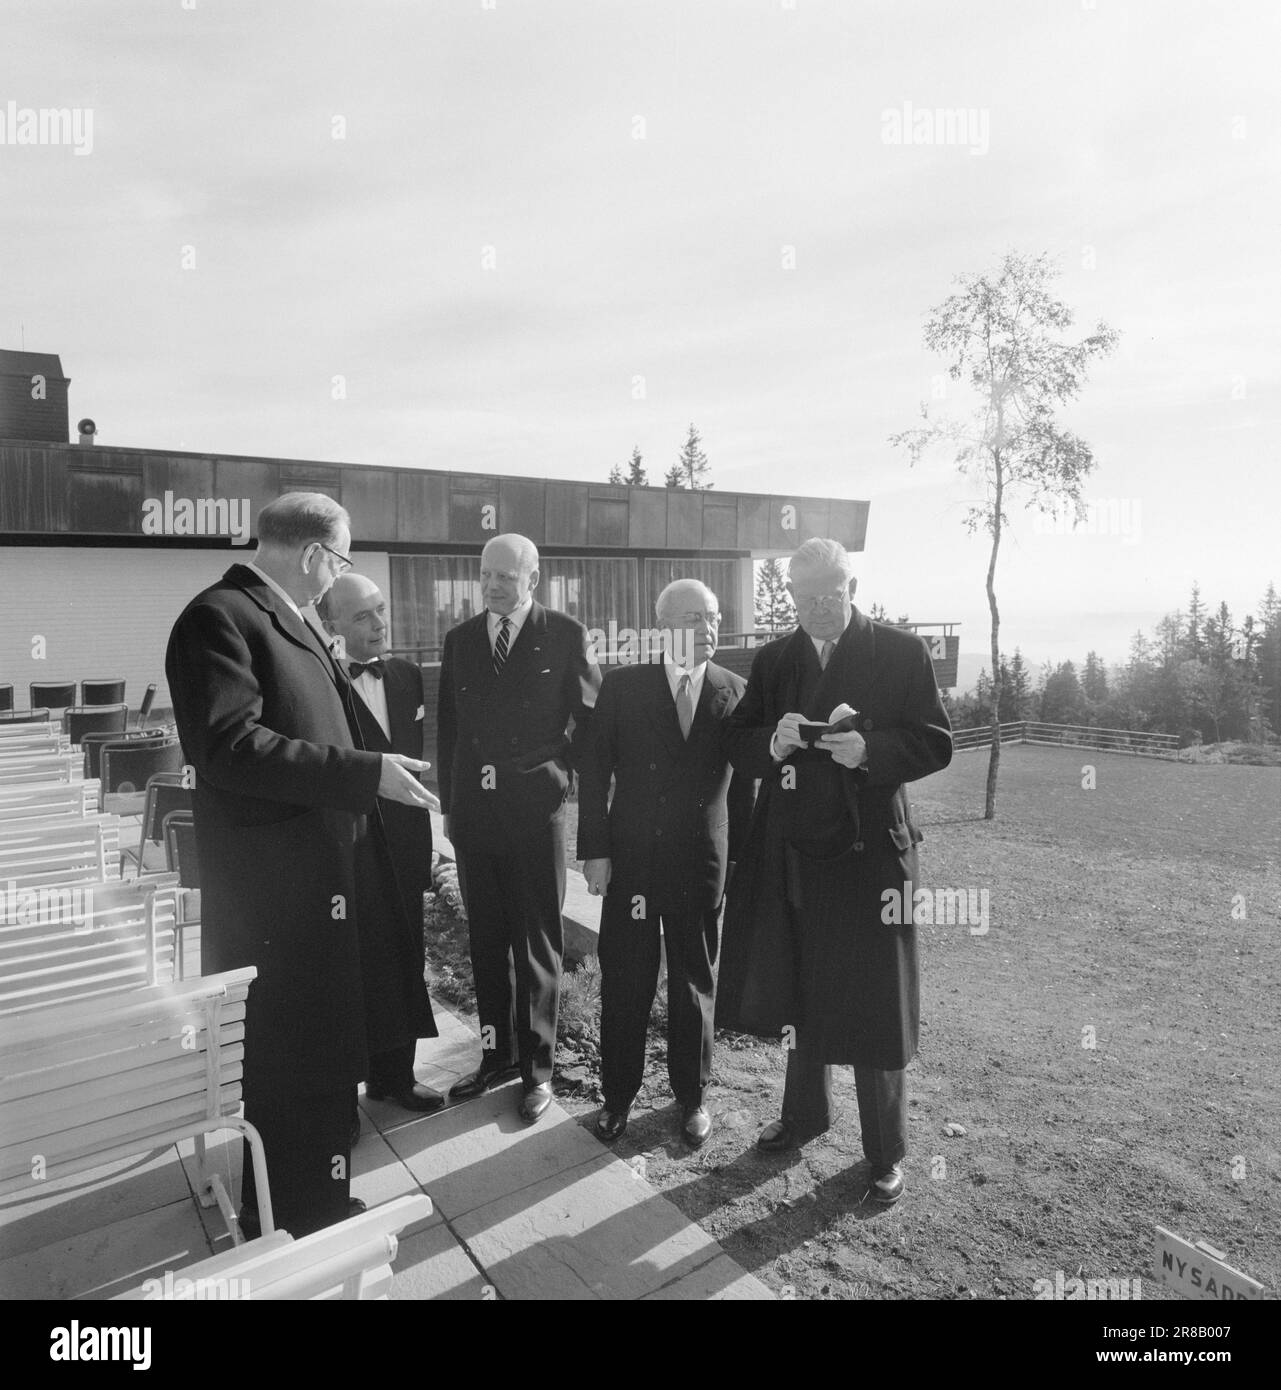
{"left": 349, "top": 660, "right": 384, "bottom": 680}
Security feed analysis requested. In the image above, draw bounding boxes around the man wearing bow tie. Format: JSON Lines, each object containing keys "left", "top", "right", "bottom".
{"left": 318, "top": 573, "right": 442, "bottom": 1116}
{"left": 717, "top": 538, "right": 952, "bottom": 1206}
{"left": 437, "top": 534, "right": 601, "bottom": 1123}
{"left": 577, "top": 580, "right": 753, "bottom": 1149}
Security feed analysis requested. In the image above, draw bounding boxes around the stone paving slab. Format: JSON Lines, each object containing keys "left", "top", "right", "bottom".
{"left": 0, "top": 1199, "right": 211, "bottom": 1300}
{"left": 453, "top": 1151, "right": 732, "bottom": 1301}
{"left": 640, "top": 1252, "right": 774, "bottom": 1300}
{"left": 0, "top": 1146, "right": 192, "bottom": 1263}
{"left": 389, "top": 1221, "right": 491, "bottom": 1301}
{"left": 384, "top": 1082, "right": 605, "bottom": 1221}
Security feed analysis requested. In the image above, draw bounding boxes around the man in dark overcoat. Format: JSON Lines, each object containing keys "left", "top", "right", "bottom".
{"left": 577, "top": 579, "right": 754, "bottom": 1148}
{"left": 318, "top": 571, "right": 441, "bottom": 1114}
{"left": 717, "top": 537, "right": 952, "bottom": 1203}
{"left": 165, "top": 493, "right": 438, "bottom": 1237}
{"left": 437, "top": 533, "right": 601, "bottom": 1123}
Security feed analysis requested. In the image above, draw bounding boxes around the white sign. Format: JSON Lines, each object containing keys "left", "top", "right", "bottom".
{"left": 1152, "top": 1227, "right": 1263, "bottom": 1301}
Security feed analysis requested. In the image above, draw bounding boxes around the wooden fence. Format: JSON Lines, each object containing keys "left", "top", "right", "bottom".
{"left": 952, "top": 721, "right": 1179, "bottom": 758}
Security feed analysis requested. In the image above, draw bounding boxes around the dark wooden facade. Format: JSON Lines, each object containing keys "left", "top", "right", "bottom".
{"left": 0, "top": 441, "right": 869, "bottom": 556}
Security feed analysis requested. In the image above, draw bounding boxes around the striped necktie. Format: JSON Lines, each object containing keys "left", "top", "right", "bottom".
{"left": 493, "top": 615, "right": 511, "bottom": 674}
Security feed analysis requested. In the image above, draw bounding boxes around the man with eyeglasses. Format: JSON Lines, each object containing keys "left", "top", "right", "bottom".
{"left": 717, "top": 538, "right": 952, "bottom": 1205}
{"left": 166, "top": 492, "right": 439, "bottom": 1238}
{"left": 577, "top": 579, "right": 754, "bottom": 1148}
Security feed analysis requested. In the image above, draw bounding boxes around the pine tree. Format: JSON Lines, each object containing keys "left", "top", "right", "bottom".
{"left": 1185, "top": 582, "right": 1206, "bottom": 660}
{"left": 1007, "top": 648, "right": 1032, "bottom": 720}
{"left": 1082, "top": 650, "right": 1109, "bottom": 705}
{"left": 608, "top": 446, "right": 648, "bottom": 485}
{"left": 675, "top": 422, "right": 712, "bottom": 490}
{"left": 663, "top": 463, "right": 686, "bottom": 489}
{"left": 755, "top": 558, "right": 796, "bottom": 631}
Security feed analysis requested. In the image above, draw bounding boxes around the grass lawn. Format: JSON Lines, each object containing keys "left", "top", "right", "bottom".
{"left": 534, "top": 743, "right": 1280, "bottom": 1300}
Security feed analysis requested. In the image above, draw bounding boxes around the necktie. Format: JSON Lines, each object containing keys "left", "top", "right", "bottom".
{"left": 349, "top": 660, "right": 383, "bottom": 680}
{"left": 493, "top": 616, "right": 511, "bottom": 674}
{"left": 676, "top": 673, "right": 694, "bottom": 739}
{"left": 820, "top": 640, "right": 835, "bottom": 670}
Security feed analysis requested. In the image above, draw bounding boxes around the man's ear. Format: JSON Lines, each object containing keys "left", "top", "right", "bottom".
{"left": 527, "top": 567, "right": 540, "bottom": 594}
{"left": 848, "top": 577, "right": 858, "bottom": 599}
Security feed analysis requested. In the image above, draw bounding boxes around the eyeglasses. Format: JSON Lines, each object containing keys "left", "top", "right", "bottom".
{"left": 676, "top": 612, "right": 721, "bottom": 626}
{"left": 313, "top": 541, "right": 353, "bottom": 574}
{"left": 796, "top": 591, "right": 849, "bottom": 612}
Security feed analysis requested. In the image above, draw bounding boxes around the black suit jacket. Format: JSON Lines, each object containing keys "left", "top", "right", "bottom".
{"left": 436, "top": 602, "right": 601, "bottom": 848}
{"left": 164, "top": 564, "right": 381, "bottom": 1092}
{"left": 344, "top": 655, "right": 436, "bottom": 1048}
{"left": 347, "top": 655, "right": 435, "bottom": 924}
{"left": 576, "top": 660, "right": 754, "bottom": 913}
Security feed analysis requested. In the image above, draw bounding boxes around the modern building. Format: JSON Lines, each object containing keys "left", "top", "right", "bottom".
{"left": 0, "top": 350, "right": 965, "bottom": 721}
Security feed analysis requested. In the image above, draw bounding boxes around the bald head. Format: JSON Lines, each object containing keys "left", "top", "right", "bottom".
{"left": 317, "top": 572, "right": 389, "bottom": 662}
{"left": 480, "top": 533, "right": 540, "bottom": 615}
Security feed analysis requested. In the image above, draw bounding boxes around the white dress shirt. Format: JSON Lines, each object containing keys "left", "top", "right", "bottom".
{"left": 663, "top": 651, "right": 708, "bottom": 709}
{"left": 488, "top": 597, "right": 534, "bottom": 656}
{"left": 351, "top": 662, "right": 392, "bottom": 741}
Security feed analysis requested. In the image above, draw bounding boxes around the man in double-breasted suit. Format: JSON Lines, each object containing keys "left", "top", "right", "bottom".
{"left": 165, "top": 493, "right": 438, "bottom": 1238}
{"left": 717, "top": 538, "right": 952, "bottom": 1204}
{"left": 437, "top": 534, "right": 601, "bottom": 1123}
{"left": 577, "top": 579, "right": 754, "bottom": 1148}
{"left": 318, "top": 572, "right": 441, "bottom": 1115}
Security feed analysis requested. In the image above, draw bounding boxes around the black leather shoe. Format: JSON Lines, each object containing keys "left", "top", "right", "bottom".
{"left": 518, "top": 1082, "right": 553, "bottom": 1124}
{"left": 682, "top": 1105, "right": 712, "bottom": 1148}
{"left": 594, "top": 1106, "right": 629, "bottom": 1142}
{"left": 365, "top": 1082, "right": 446, "bottom": 1112}
{"left": 870, "top": 1163, "right": 905, "bottom": 1204}
{"left": 448, "top": 1062, "right": 522, "bottom": 1101}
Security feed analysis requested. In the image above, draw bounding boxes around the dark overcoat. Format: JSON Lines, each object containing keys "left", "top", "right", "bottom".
{"left": 164, "top": 564, "right": 381, "bottom": 1094}
{"left": 715, "top": 608, "right": 952, "bottom": 1068}
{"left": 344, "top": 655, "right": 437, "bottom": 1052}
{"left": 436, "top": 602, "right": 601, "bottom": 847}
{"left": 576, "top": 660, "right": 754, "bottom": 914}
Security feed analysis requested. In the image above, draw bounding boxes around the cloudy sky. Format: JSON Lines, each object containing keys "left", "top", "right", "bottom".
{"left": 4, "top": 0, "right": 1278, "bottom": 682}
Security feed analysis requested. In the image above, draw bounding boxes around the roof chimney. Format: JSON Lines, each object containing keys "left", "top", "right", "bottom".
{"left": 0, "top": 349, "right": 71, "bottom": 443}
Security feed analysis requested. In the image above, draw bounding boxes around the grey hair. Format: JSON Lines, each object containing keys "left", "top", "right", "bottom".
{"left": 788, "top": 537, "right": 855, "bottom": 582}
{"left": 257, "top": 491, "right": 350, "bottom": 550}
{"left": 482, "top": 533, "right": 540, "bottom": 574}
{"left": 655, "top": 578, "right": 717, "bottom": 619}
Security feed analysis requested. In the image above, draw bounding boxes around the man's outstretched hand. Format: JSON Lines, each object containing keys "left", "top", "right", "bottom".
{"left": 378, "top": 754, "right": 441, "bottom": 811}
